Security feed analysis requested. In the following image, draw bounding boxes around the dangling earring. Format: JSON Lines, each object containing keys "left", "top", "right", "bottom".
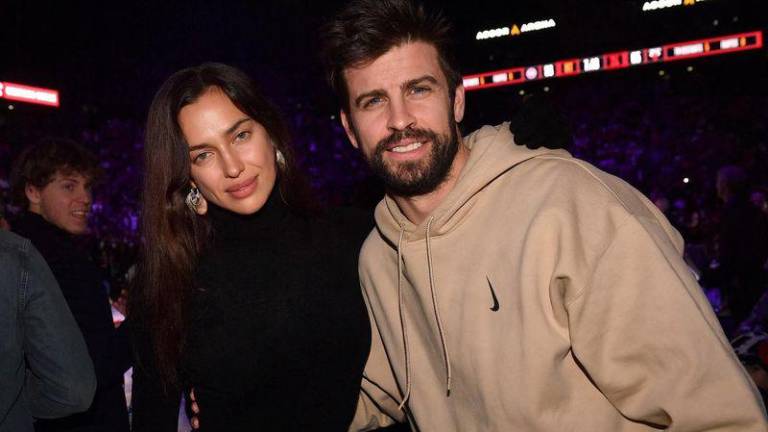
{"left": 275, "top": 148, "right": 286, "bottom": 169}
{"left": 186, "top": 186, "right": 202, "bottom": 212}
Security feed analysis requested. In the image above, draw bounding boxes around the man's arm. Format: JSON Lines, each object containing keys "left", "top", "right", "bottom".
{"left": 22, "top": 241, "right": 96, "bottom": 418}
{"left": 567, "top": 214, "right": 767, "bottom": 430}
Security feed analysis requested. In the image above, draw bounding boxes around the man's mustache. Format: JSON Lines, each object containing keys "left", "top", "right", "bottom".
{"left": 375, "top": 128, "right": 439, "bottom": 155}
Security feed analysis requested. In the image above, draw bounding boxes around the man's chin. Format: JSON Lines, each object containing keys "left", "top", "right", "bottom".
{"left": 65, "top": 225, "right": 89, "bottom": 236}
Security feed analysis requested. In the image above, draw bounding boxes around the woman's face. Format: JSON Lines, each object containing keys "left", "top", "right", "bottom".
{"left": 178, "top": 87, "right": 277, "bottom": 215}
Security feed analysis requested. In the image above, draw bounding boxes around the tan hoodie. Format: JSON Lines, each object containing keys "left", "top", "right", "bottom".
{"left": 350, "top": 123, "right": 767, "bottom": 431}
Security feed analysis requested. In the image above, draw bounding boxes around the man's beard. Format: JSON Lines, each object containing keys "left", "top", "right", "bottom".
{"left": 355, "top": 119, "right": 460, "bottom": 197}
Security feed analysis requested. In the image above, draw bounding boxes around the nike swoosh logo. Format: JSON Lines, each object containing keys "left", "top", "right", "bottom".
{"left": 487, "top": 276, "right": 499, "bottom": 311}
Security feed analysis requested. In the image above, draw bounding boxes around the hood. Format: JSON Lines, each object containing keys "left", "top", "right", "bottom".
{"left": 374, "top": 122, "right": 570, "bottom": 242}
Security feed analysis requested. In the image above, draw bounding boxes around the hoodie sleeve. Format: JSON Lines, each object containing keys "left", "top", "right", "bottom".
{"left": 566, "top": 214, "right": 767, "bottom": 430}
{"left": 348, "top": 285, "right": 407, "bottom": 431}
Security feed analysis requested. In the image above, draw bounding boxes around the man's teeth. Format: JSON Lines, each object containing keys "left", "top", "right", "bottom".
{"left": 391, "top": 142, "right": 423, "bottom": 153}
{"left": 72, "top": 211, "right": 88, "bottom": 217}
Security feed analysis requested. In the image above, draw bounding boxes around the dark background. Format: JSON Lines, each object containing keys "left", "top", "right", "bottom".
{"left": 1, "top": 0, "right": 766, "bottom": 241}
{"left": 2, "top": 0, "right": 764, "bottom": 127}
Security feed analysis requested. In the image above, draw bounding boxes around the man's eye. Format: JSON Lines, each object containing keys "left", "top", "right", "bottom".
{"left": 363, "top": 97, "right": 383, "bottom": 108}
{"left": 410, "top": 86, "right": 431, "bottom": 95}
{"left": 235, "top": 131, "right": 251, "bottom": 141}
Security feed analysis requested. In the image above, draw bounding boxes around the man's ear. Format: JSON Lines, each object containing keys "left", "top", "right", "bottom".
{"left": 25, "top": 184, "right": 43, "bottom": 213}
{"left": 453, "top": 84, "right": 466, "bottom": 124}
{"left": 340, "top": 110, "right": 359, "bottom": 149}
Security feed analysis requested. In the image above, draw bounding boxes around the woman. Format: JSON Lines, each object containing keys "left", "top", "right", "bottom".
{"left": 129, "top": 63, "right": 371, "bottom": 431}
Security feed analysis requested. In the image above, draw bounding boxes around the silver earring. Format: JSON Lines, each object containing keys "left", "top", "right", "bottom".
{"left": 186, "top": 186, "right": 201, "bottom": 212}
{"left": 275, "top": 149, "right": 286, "bottom": 169}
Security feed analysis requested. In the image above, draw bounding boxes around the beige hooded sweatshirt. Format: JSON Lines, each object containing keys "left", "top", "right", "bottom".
{"left": 350, "top": 123, "right": 767, "bottom": 431}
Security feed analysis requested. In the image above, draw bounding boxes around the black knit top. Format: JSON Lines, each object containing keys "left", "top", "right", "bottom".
{"left": 131, "top": 192, "right": 372, "bottom": 431}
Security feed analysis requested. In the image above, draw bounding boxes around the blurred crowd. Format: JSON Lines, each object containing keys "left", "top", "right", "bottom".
{"left": 1, "top": 71, "right": 767, "bottom": 400}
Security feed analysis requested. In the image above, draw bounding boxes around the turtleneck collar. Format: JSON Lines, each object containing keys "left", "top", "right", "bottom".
{"left": 205, "top": 187, "right": 291, "bottom": 242}
{"left": 14, "top": 211, "right": 73, "bottom": 240}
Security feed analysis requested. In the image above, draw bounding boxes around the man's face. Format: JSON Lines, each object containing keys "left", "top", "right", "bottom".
{"left": 26, "top": 171, "right": 93, "bottom": 235}
{"left": 340, "top": 41, "right": 465, "bottom": 197}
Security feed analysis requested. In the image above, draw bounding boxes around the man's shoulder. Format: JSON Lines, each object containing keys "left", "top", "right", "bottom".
{"left": 359, "top": 225, "right": 391, "bottom": 261}
{"left": 0, "top": 230, "right": 31, "bottom": 258}
{"left": 515, "top": 154, "right": 651, "bottom": 212}
{"left": 517, "top": 153, "right": 683, "bottom": 250}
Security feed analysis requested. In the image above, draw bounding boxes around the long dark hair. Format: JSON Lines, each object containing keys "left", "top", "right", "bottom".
{"left": 131, "top": 63, "right": 314, "bottom": 389}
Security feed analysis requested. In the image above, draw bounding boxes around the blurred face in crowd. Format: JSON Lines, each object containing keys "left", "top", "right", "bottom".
{"left": 751, "top": 190, "right": 768, "bottom": 213}
{"left": 25, "top": 171, "right": 93, "bottom": 235}
{"left": 179, "top": 87, "right": 277, "bottom": 215}
{"left": 340, "top": 41, "right": 466, "bottom": 197}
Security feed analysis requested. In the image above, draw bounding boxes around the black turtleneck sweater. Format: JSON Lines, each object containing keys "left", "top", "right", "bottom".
{"left": 131, "top": 194, "right": 372, "bottom": 431}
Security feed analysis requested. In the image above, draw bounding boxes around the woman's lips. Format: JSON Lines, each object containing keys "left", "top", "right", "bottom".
{"left": 226, "top": 176, "right": 258, "bottom": 199}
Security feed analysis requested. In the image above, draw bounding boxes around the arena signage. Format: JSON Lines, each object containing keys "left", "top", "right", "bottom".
{"left": 463, "top": 30, "right": 762, "bottom": 90}
{"left": 0, "top": 81, "right": 60, "bottom": 107}
{"left": 642, "top": 0, "right": 706, "bottom": 12}
{"left": 476, "top": 18, "right": 557, "bottom": 41}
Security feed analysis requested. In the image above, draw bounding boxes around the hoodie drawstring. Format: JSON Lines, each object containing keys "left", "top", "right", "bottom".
{"left": 396, "top": 217, "right": 453, "bottom": 411}
{"left": 426, "top": 216, "right": 452, "bottom": 396}
{"left": 396, "top": 226, "right": 413, "bottom": 410}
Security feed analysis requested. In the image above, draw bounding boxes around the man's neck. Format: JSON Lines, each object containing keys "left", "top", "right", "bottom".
{"left": 391, "top": 143, "right": 470, "bottom": 225}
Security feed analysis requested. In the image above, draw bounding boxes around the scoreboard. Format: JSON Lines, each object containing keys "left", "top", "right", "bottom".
{"left": 462, "top": 31, "right": 763, "bottom": 91}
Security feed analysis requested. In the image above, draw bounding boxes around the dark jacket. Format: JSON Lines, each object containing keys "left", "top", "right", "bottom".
{"left": 12, "top": 213, "right": 131, "bottom": 432}
{"left": 0, "top": 230, "right": 96, "bottom": 432}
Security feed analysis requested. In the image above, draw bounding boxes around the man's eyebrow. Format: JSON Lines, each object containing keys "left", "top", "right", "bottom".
{"left": 188, "top": 117, "right": 252, "bottom": 152}
{"left": 403, "top": 75, "right": 438, "bottom": 89}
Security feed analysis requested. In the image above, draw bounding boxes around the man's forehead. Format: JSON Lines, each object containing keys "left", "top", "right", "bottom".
{"left": 343, "top": 41, "right": 445, "bottom": 91}
{"left": 52, "top": 170, "right": 91, "bottom": 183}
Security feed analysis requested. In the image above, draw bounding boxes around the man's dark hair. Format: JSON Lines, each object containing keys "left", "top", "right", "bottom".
{"left": 321, "top": 0, "right": 461, "bottom": 113}
{"left": 9, "top": 137, "right": 102, "bottom": 207}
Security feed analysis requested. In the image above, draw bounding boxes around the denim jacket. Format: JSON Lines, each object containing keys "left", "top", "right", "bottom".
{"left": 0, "top": 230, "right": 96, "bottom": 432}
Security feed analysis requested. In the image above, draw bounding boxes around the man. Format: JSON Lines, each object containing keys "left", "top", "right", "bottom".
{"left": 321, "top": 0, "right": 767, "bottom": 430}
{"left": 10, "top": 137, "right": 131, "bottom": 432}
{"left": 0, "top": 229, "right": 96, "bottom": 432}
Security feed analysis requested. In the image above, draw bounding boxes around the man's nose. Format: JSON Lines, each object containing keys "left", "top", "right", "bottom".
{"left": 386, "top": 98, "right": 416, "bottom": 132}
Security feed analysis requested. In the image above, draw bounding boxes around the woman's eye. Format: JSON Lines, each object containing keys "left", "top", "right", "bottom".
{"left": 193, "top": 152, "right": 212, "bottom": 163}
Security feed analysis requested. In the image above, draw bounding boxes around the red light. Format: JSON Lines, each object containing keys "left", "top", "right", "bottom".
{"left": 464, "top": 30, "right": 763, "bottom": 91}
{"left": 603, "top": 51, "right": 630, "bottom": 70}
{"left": 556, "top": 59, "right": 581, "bottom": 76}
{"left": 0, "top": 82, "right": 59, "bottom": 107}
{"left": 663, "top": 31, "right": 763, "bottom": 62}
